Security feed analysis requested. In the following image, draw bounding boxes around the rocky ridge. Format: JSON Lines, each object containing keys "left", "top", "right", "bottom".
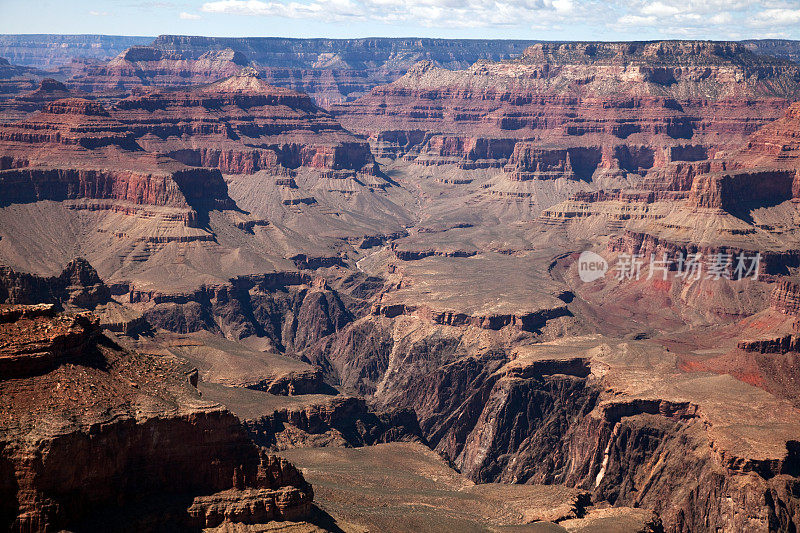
{"left": 0, "top": 303, "right": 314, "bottom": 531}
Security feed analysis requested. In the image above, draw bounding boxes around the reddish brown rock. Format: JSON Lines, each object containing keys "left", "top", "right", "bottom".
{"left": 0, "top": 258, "right": 111, "bottom": 309}
{"left": 0, "top": 78, "right": 79, "bottom": 121}
{"left": 112, "top": 68, "right": 379, "bottom": 177}
{"left": 0, "top": 304, "right": 98, "bottom": 378}
{"left": 0, "top": 305, "right": 313, "bottom": 531}
{"left": 688, "top": 168, "right": 797, "bottom": 210}
{"left": 773, "top": 280, "right": 800, "bottom": 316}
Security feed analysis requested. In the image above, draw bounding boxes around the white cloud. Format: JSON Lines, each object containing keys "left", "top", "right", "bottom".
{"left": 180, "top": 11, "right": 203, "bottom": 19}
{"left": 610, "top": 0, "right": 800, "bottom": 37}
{"left": 708, "top": 12, "right": 732, "bottom": 24}
{"left": 617, "top": 14, "right": 657, "bottom": 26}
{"left": 751, "top": 8, "right": 800, "bottom": 26}
{"left": 640, "top": 2, "right": 680, "bottom": 17}
{"left": 550, "top": 0, "right": 574, "bottom": 14}
{"left": 200, "top": 0, "right": 604, "bottom": 26}
{"left": 197, "top": 0, "right": 800, "bottom": 35}
{"left": 89, "top": 10, "right": 111, "bottom": 16}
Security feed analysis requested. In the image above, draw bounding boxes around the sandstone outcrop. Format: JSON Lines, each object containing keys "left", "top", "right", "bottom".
{"left": 311, "top": 320, "right": 800, "bottom": 532}
{"left": 0, "top": 303, "right": 98, "bottom": 378}
{"left": 199, "top": 386, "right": 424, "bottom": 450}
{"left": 0, "top": 258, "right": 110, "bottom": 309}
{"left": 0, "top": 78, "right": 78, "bottom": 121}
{"left": 772, "top": 280, "right": 800, "bottom": 316}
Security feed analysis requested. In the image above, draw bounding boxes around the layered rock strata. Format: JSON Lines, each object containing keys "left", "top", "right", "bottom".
{"left": 65, "top": 35, "right": 538, "bottom": 105}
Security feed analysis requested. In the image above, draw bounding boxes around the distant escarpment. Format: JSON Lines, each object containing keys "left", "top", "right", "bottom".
{"left": 333, "top": 41, "right": 800, "bottom": 192}
{"left": 64, "top": 35, "right": 538, "bottom": 105}
{"left": 0, "top": 56, "right": 47, "bottom": 99}
{"left": 0, "top": 304, "right": 314, "bottom": 531}
{"left": 0, "top": 78, "right": 79, "bottom": 122}
{"left": 0, "top": 35, "right": 152, "bottom": 68}
{"left": 0, "top": 68, "right": 396, "bottom": 264}
{"left": 0, "top": 70, "right": 380, "bottom": 179}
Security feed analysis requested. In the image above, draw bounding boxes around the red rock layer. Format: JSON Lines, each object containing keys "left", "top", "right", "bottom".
{"left": 0, "top": 78, "right": 78, "bottom": 121}
{"left": 67, "top": 46, "right": 247, "bottom": 94}
{"left": 609, "top": 230, "right": 800, "bottom": 276}
{"left": 0, "top": 97, "right": 135, "bottom": 149}
{"left": 112, "top": 69, "right": 379, "bottom": 176}
{"left": 685, "top": 101, "right": 800, "bottom": 209}
{"left": 0, "top": 68, "right": 386, "bottom": 222}
{"left": 0, "top": 304, "right": 98, "bottom": 377}
{"left": 0, "top": 167, "right": 231, "bottom": 210}
{"left": 688, "top": 168, "right": 797, "bottom": 210}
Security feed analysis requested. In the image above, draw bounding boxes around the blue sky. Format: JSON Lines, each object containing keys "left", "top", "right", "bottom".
{"left": 1, "top": 0, "right": 799, "bottom": 40}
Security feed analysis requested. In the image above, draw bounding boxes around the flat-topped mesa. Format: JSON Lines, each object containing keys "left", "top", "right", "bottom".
{"left": 0, "top": 95, "right": 237, "bottom": 213}
{"left": 68, "top": 45, "right": 250, "bottom": 94}
{"left": 0, "top": 165, "right": 233, "bottom": 212}
{"left": 522, "top": 40, "right": 760, "bottom": 64}
{"left": 504, "top": 144, "right": 579, "bottom": 181}
{"left": 43, "top": 97, "right": 109, "bottom": 116}
{"left": 113, "top": 69, "right": 380, "bottom": 176}
{"left": 688, "top": 168, "right": 797, "bottom": 211}
{"left": 0, "top": 97, "right": 134, "bottom": 150}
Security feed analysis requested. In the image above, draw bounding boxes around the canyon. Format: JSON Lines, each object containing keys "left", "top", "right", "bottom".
{"left": 0, "top": 36, "right": 800, "bottom": 532}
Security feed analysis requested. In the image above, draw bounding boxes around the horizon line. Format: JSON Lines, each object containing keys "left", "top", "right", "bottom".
{"left": 1, "top": 33, "right": 799, "bottom": 44}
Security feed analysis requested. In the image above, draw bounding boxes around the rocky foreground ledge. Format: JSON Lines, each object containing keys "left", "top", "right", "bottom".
{"left": 0, "top": 304, "right": 314, "bottom": 531}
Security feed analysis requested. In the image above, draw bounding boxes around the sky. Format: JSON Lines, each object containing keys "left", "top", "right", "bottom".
{"left": 1, "top": 0, "right": 800, "bottom": 41}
